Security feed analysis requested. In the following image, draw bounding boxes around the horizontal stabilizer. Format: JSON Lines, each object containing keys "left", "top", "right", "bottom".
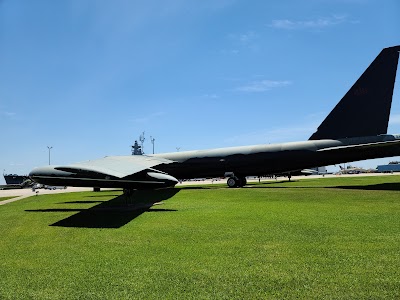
{"left": 317, "top": 139, "right": 400, "bottom": 154}
{"left": 301, "top": 169, "right": 317, "bottom": 175}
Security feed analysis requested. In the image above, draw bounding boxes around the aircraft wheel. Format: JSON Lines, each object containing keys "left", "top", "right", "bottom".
{"left": 227, "top": 177, "right": 238, "bottom": 188}
{"left": 239, "top": 177, "right": 247, "bottom": 187}
{"left": 123, "top": 188, "right": 134, "bottom": 195}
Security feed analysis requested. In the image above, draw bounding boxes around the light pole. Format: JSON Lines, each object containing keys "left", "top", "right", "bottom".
{"left": 47, "top": 146, "right": 53, "bottom": 165}
{"left": 139, "top": 132, "right": 145, "bottom": 154}
{"left": 150, "top": 136, "right": 155, "bottom": 154}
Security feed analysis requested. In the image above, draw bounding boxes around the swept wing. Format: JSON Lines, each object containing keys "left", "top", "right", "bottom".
{"left": 31, "top": 155, "right": 178, "bottom": 189}
{"left": 55, "top": 155, "right": 175, "bottom": 178}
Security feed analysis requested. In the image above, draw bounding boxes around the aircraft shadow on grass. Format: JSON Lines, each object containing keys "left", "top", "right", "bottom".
{"left": 248, "top": 180, "right": 298, "bottom": 185}
{"left": 57, "top": 200, "right": 105, "bottom": 204}
{"left": 85, "top": 194, "right": 122, "bottom": 198}
{"left": 332, "top": 182, "right": 400, "bottom": 191}
{"left": 243, "top": 181, "right": 302, "bottom": 189}
{"left": 177, "top": 186, "right": 218, "bottom": 190}
{"left": 246, "top": 181, "right": 400, "bottom": 191}
{"left": 25, "top": 188, "right": 180, "bottom": 229}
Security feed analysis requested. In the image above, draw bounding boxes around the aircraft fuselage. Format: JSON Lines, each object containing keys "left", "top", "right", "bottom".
{"left": 29, "top": 46, "right": 400, "bottom": 190}
{"left": 30, "top": 134, "right": 400, "bottom": 189}
{"left": 154, "top": 134, "right": 400, "bottom": 179}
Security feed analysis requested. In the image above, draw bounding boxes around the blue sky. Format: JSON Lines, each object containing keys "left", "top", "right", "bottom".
{"left": 1, "top": 0, "right": 399, "bottom": 183}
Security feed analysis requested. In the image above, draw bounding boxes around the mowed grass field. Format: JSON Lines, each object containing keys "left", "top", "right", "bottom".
{"left": 0, "top": 197, "right": 16, "bottom": 202}
{"left": 1, "top": 176, "right": 400, "bottom": 299}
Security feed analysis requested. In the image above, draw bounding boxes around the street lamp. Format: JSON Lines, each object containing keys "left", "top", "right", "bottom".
{"left": 139, "top": 132, "right": 145, "bottom": 154}
{"left": 47, "top": 146, "right": 53, "bottom": 165}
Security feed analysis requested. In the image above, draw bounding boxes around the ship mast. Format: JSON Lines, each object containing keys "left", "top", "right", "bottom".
{"left": 131, "top": 140, "right": 143, "bottom": 155}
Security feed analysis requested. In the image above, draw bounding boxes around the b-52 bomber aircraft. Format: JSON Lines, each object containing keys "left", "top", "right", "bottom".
{"left": 30, "top": 45, "right": 400, "bottom": 191}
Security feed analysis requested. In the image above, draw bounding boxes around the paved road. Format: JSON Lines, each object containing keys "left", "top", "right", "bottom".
{"left": 0, "top": 187, "right": 94, "bottom": 206}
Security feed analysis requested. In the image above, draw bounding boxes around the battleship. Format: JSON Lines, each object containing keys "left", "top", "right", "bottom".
{"left": 3, "top": 174, "right": 28, "bottom": 185}
{"left": 1, "top": 173, "right": 32, "bottom": 189}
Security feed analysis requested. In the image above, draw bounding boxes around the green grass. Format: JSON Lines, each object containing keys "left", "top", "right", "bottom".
{"left": 0, "top": 196, "right": 16, "bottom": 202}
{"left": 1, "top": 175, "right": 400, "bottom": 299}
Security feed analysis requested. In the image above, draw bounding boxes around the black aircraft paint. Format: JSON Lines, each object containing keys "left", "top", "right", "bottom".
{"left": 309, "top": 46, "right": 399, "bottom": 140}
{"left": 30, "top": 46, "right": 400, "bottom": 189}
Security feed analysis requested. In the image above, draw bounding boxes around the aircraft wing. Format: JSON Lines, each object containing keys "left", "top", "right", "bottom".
{"left": 55, "top": 155, "right": 175, "bottom": 178}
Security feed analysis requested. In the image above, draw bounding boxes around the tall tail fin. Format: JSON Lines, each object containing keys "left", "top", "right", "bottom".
{"left": 309, "top": 46, "right": 400, "bottom": 140}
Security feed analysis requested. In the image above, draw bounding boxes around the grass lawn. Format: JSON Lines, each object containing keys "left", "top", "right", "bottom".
{"left": 0, "top": 196, "right": 16, "bottom": 202}
{"left": 0, "top": 175, "right": 400, "bottom": 299}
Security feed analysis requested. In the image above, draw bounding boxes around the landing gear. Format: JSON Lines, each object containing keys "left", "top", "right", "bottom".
{"left": 123, "top": 188, "right": 135, "bottom": 196}
{"left": 227, "top": 177, "right": 238, "bottom": 188}
{"left": 122, "top": 188, "right": 137, "bottom": 206}
{"left": 227, "top": 176, "right": 247, "bottom": 188}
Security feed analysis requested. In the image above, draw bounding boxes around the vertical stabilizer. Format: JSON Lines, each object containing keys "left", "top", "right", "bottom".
{"left": 310, "top": 46, "right": 400, "bottom": 140}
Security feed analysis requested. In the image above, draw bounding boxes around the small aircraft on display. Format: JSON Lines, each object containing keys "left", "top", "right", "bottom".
{"left": 30, "top": 46, "right": 400, "bottom": 191}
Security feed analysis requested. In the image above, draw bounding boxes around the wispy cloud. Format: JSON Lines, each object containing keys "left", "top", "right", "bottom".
{"left": 219, "top": 49, "right": 240, "bottom": 55}
{"left": 224, "top": 124, "right": 316, "bottom": 146}
{"left": 201, "top": 94, "right": 219, "bottom": 99}
{"left": 269, "top": 15, "right": 352, "bottom": 30}
{"left": 222, "top": 30, "right": 260, "bottom": 54}
{"left": 389, "top": 113, "right": 400, "bottom": 125}
{"left": 224, "top": 111, "right": 400, "bottom": 146}
{"left": 228, "top": 31, "right": 258, "bottom": 45}
{"left": 8, "top": 162, "right": 25, "bottom": 167}
{"left": 235, "top": 80, "right": 292, "bottom": 92}
{"left": 0, "top": 111, "right": 17, "bottom": 119}
{"left": 132, "top": 111, "right": 166, "bottom": 123}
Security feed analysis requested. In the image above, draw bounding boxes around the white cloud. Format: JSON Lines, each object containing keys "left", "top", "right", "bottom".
{"left": 224, "top": 124, "right": 316, "bottom": 146}
{"left": 235, "top": 80, "right": 292, "bottom": 92}
{"left": 389, "top": 113, "right": 400, "bottom": 125}
{"left": 222, "top": 111, "right": 400, "bottom": 148}
{"left": 220, "top": 49, "right": 240, "bottom": 55}
{"left": 0, "top": 111, "right": 17, "bottom": 119}
{"left": 269, "top": 15, "right": 350, "bottom": 30}
{"left": 201, "top": 94, "right": 219, "bottom": 99}
{"left": 235, "top": 31, "right": 258, "bottom": 44}
{"left": 223, "top": 31, "right": 260, "bottom": 54}
{"left": 132, "top": 111, "right": 166, "bottom": 123}
{"left": 8, "top": 162, "right": 25, "bottom": 167}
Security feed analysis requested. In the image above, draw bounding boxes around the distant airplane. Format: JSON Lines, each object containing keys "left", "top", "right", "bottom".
{"left": 30, "top": 46, "right": 400, "bottom": 191}
{"left": 338, "top": 165, "right": 371, "bottom": 174}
